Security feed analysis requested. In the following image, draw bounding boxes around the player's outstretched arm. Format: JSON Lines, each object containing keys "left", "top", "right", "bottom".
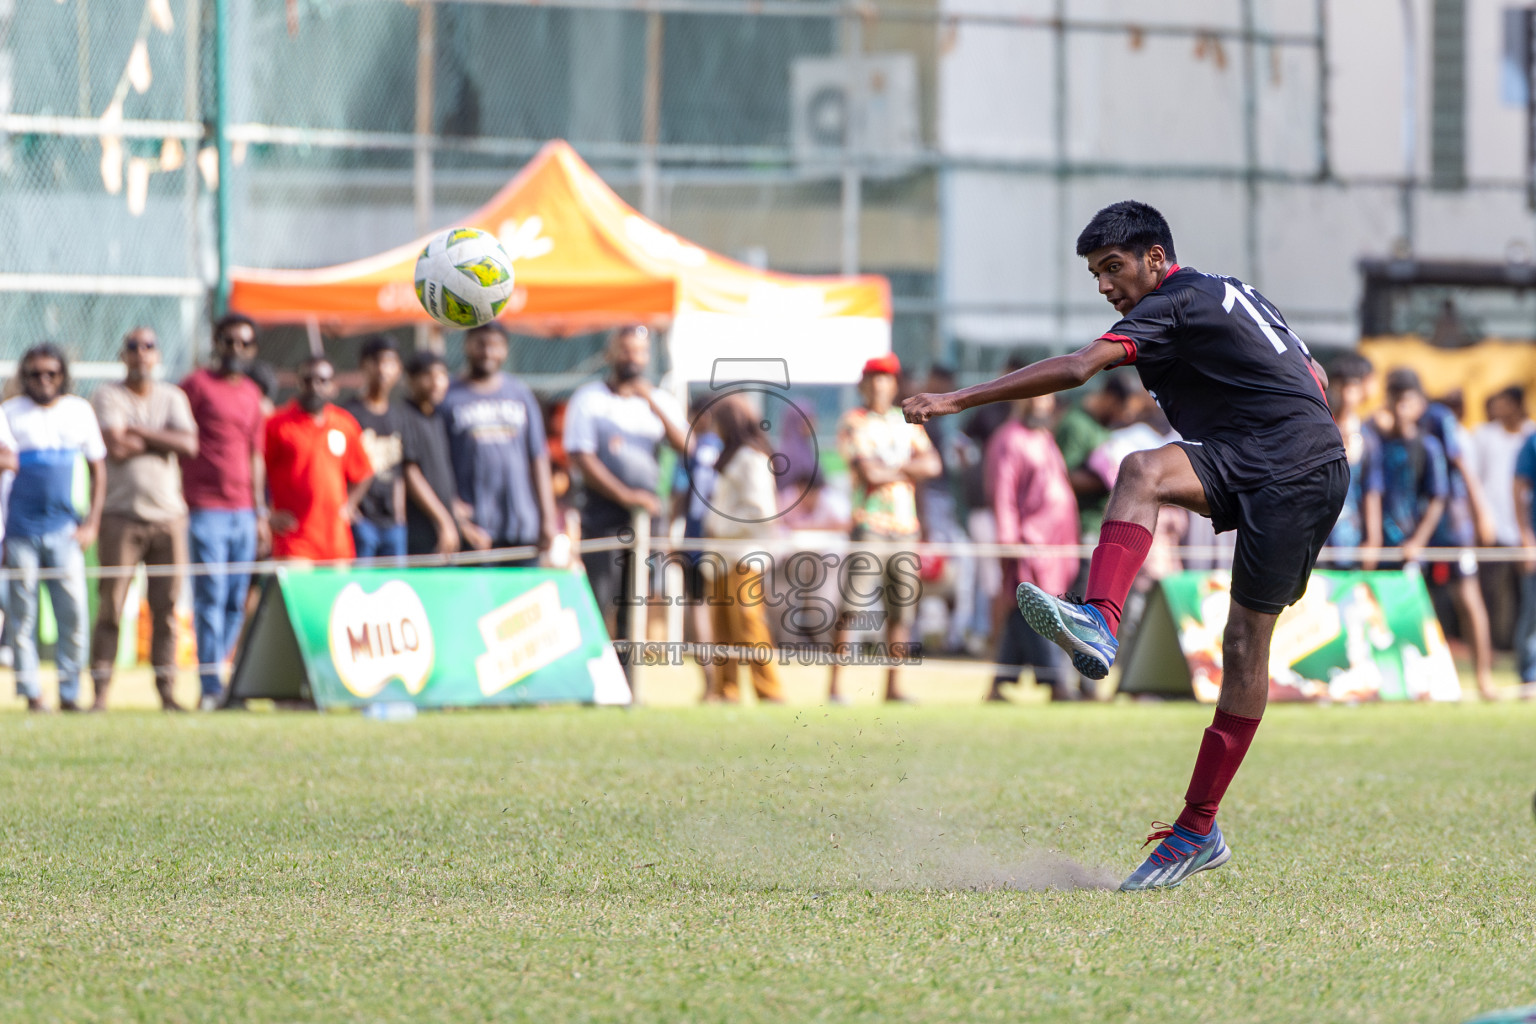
{"left": 902, "top": 338, "right": 1126, "bottom": 424}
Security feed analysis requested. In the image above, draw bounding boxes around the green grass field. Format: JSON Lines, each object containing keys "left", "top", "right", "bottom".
{"left": 2, "top": 701, "right": 1533, "bottom": 1023}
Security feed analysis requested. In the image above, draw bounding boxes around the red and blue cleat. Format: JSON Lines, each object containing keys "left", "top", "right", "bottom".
{"left": 1015, "top": 583, "right": 1119, "bottom": 680}
{"left": 1119, "top": 820, "right": 1231, "bottom": 891}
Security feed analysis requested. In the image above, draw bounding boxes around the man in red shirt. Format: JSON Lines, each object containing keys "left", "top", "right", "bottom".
{"left": 181, "top": 314, "right": 268, "bottom": 708}
{"left": 265, "top": 356, "right": 374, "bottom": 561}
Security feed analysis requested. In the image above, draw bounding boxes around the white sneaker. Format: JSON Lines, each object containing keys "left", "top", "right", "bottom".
{"left": 199, "top": 694, "right": 222, "bottom": 712}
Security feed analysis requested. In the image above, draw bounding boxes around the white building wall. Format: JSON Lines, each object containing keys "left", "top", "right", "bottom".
{"left": 940, "top": 0, "right": 1536, "bottom": 349}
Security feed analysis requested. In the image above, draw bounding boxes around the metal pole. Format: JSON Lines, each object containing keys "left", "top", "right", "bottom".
{"left": 76, "top": 0, "right": 91, "bottom": 118}
{"left": 640, "top": 9, "right": 664, "bottom": 219}
{"left": 414, "top": 1, "right": 438, "bottom": 353}
{"left": 1240, "top": 0, "right": 1260, "bottom": 284}
{"left": 414, "top": 2, "right": 436, "bottom": 234}
{"left": 1053, "top": 0, "right": 1068, "bottom": 348}
{"left": 1315, "top": 0, "right": 1331, "bottom": 179}
{"left": 213, "top": 0, "right": 232, "bottom": 315}
{"left": 839, "top": 13, "right": 863, "bottom": 277}
{"left": 1398, "top": 0, "right": 1417, "bottom": 253}
{"left": 1526, "top": 7, "right": 1536, "bottom": 211}
{"left": 183, "top": 0, "right": 202, "bottom": 373}
{"left": 628, "top": 509, "right": 651, "bottom": 701}
{"left": 934, "top": 11, "right": 953, "bottom": 368}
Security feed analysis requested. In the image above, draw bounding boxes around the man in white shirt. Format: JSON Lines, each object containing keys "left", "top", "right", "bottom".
{"left": 1471, "top": 387, "right": 1535, "bottom": 546}
{"left": 2, "top": 344, "right": 106, "bottom": 712}
{"left": 563, "top": 326, "right": 686, "bottom": 646}
{"left": 0, "top": 404, "right": 16, "bottom": 668}
{"left": 1470, "top": 386, "right": 1536, "bottom": 647}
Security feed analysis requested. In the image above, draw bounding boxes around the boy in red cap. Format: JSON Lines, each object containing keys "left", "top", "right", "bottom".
{"left": 829, "top": 353, "right": 941, "bottom": 703}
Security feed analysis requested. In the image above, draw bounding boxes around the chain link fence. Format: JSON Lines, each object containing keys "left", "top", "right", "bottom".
{"left": 4, "top": 1, "right": 1529, "bottom": 399}
{"left": 1, "top": 0, "right": 205, "bottom": 392}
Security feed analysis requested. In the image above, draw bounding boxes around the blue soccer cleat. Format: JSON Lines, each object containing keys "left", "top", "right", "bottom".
{"left": 1119, "top": 820, "right": 1231, "bottom": 892}
{"left": 1015, "top": 583, "right": 1119, "bottom": 680}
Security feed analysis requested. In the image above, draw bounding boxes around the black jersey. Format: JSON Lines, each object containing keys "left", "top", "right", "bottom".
{"left": 1099, "top": 265, "right": 1344, "bottom": 490}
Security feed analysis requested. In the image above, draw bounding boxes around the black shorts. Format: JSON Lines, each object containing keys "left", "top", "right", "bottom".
{"left": 1176, "top": 443, "right": 1349, "bottom": 615}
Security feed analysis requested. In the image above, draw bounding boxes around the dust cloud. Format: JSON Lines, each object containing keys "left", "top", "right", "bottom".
{"left": 679, "top": 712, "right": 1121, "bottom": 893}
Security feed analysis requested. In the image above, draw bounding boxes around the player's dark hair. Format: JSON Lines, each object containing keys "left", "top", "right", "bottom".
{"left": 121, "top": 326, "right": 156, "bottom": 348}
{"left": 19, "top": 342, "right": 71, "bottom": 394}
{"left": 1326, "top": 352, "right": 1373, "bottom": 385}
{"left": 1102, "top": 372, "right": 1138, "bottom": 402}
{"left": 1384, "top": 367, "right": 1423, "bottom": 398}
{"left": 712, "top": 394, "right": 775, "bottom": 481}
{"left": 213, "top": 313, "right": 257, "bottom": 341}
{"left": 1492, "top": 384, "right": 1526, "bottom": 410}
{"left": 1075, "top": 201, "right": 1177, "bottom": 262}
{"left": 238, "top": 361, "right": 276, "bottom": 401}
{"left": 359, "top": 334, "right": 398, "bottom": 362}
{"left": 405, "top": 351, "right": 446, "bottom": 377}
{"left": 466, "top": 321, "right": 509, "bottom": 340}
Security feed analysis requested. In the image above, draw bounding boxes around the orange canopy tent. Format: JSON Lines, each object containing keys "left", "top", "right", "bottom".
{"left": 229, "top": 141, "right": 891, "bottom": 383}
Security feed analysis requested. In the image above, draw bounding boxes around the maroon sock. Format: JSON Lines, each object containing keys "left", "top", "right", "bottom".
{"left": 1175, "top": 709, "right": 1262, "bottom": 836}
{"left": 1084, "top": 520, "right": 1153, "bottom": 635}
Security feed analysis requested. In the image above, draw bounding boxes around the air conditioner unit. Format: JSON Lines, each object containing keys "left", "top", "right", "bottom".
{"left": 790, "top": 53, "right": 920, "bottom": 171}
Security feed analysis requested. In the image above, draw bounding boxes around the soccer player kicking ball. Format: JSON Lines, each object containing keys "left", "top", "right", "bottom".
{"left": 902, "top": 202, "right": 1347, "bottom": 891}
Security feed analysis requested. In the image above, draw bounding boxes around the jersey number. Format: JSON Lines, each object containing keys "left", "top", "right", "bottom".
{"left": 1221, "top": 281, "right": 1293, "bottom": 355}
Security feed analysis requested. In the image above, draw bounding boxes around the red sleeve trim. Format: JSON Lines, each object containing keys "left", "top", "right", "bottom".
{"left": 1305, "top": 360, "right": 1327, "bottom": 399}
{"left": 1099, "top": 333, "right": 1137, "bottom": 366}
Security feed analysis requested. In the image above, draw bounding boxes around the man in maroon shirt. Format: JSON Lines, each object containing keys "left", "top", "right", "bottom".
{"left": 179, "top": 314, "right": 268, "bottom": 709}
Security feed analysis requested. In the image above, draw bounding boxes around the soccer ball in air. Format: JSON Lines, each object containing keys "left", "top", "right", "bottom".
{"left": 413, "top": 227, "right": 515, "bottom": 329}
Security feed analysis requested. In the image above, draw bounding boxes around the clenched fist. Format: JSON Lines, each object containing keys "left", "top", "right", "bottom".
{"left": 901, "top": 392, "right": 961, "bottom": 424}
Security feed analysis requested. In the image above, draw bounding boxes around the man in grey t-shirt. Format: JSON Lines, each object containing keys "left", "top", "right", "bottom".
{"left": 563, "top": 326, "right": 687, "bottom": 642}
{"left": 439, "top": 323, "right": 556, "bottom": 564}
{"left": 90, "top": 328, "right": 200, "bottom": 710}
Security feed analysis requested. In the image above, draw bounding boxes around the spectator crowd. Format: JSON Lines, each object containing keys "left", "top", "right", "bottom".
{"left": 2, "top": 319, "right": 1535, "bottom": 711}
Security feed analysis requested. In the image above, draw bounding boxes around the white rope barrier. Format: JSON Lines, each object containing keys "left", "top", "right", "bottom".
{"left": 0, "top": 535, "right": 631, "bottom": 582}
{"left": 0, "top": 531, "right": 1530, "bottom": 583}
{"left": 612, "top": 639, "right": 1031, "bottom": 674}
{"left": 650, "top": 535, "right": 1536, "bottom": 564}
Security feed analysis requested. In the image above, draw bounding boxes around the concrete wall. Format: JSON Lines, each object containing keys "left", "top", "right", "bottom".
{"left": 939, "top": 0, "right": 1534, "bottom": 349}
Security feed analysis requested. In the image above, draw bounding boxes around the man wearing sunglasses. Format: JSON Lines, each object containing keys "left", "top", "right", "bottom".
{"left": 89, "top": 328, "right": 199, "bottom": 711}
{"left": 1, "top": 344, "right": 105, "bottom": 712}
{"left": 180, "top": 314, "right": 269, "bottom": 710}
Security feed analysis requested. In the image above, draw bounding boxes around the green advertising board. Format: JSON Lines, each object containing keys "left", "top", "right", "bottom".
{"left": 1117, "top": 569, "right": 1460, "bottom": 703}
{"left": 228, "top": 567, "right": 630, "bottom": 709}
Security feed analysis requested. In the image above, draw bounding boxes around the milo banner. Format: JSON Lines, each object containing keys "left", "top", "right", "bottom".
{"left": 229, "top": 568, "right": 630, "bottom": 708}
{"left": 1117, "top": 569, "right": 1461, "bottom": 703}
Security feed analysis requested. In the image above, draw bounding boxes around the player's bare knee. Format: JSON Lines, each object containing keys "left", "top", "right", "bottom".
{"left": 1222, "top": 629, "right": 1253, "bottom": 669}
{"left": 1221, "top": 616, "right": 1264, "bottom": 670}
{"left": 1116, "top": 450, "right": 1157, "bottom": 498}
